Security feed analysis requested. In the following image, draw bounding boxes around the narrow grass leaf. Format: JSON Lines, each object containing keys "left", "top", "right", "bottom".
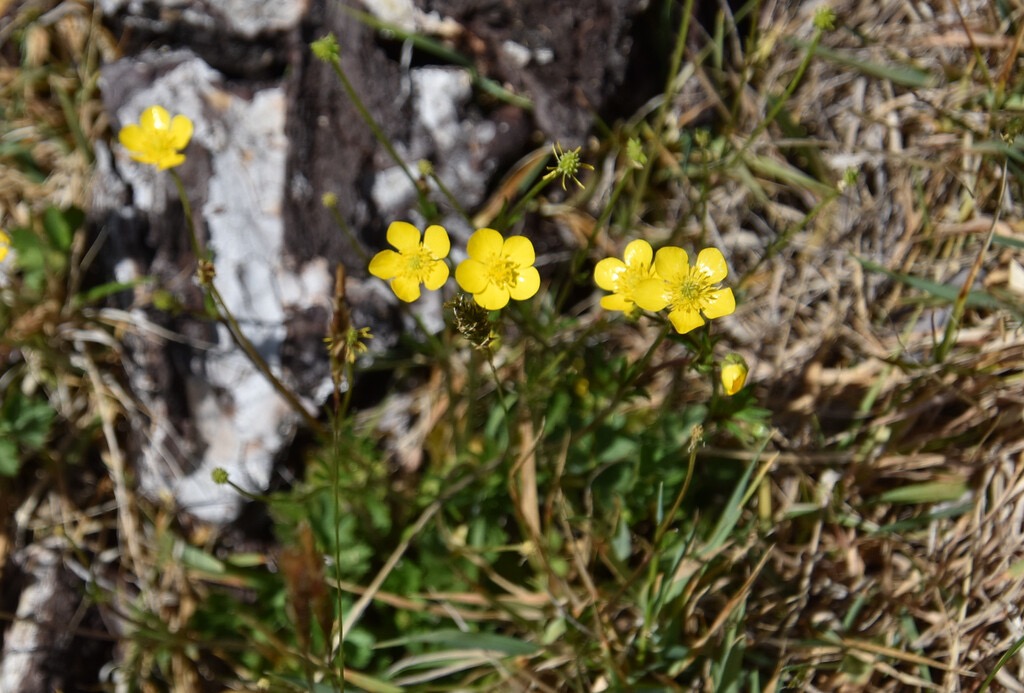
{"left": 993, "top": 233, "right": 1024, "bottom": 251}
{"left": 801, "top": 43, "right": 939, "bottom": 88}
{"left": 376, "top": 629, "right": 538, "bottom": 656}
{"left": 980, "top": 633, "right": 1024, "bottom": 691}
{"left": 73, "top": 280, "right": 143, "bottom": 307}
{"left": 856, "top": 257, "right": 1003, "bottom": 309}
{"left": 702, "top": 458, "right": 757, "bottom": 555}
{"left": 874, "top": 480, "right": 968, "bottom": 505}
{"left": 269, "top": 672, "right": 402, "bottom": 693}
{"left": 971, "top": 139, "right": 1024, "bottom": 166}
{"left": 743, "top": 154, "right": 835, "bottom": 197}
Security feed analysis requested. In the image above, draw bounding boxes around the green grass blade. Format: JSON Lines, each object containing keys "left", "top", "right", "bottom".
{"left": 800, "top": 42, "right": 939, "bottom": 88}
{"left": 856, "top": 256, "right": 1003, "bottom": 309}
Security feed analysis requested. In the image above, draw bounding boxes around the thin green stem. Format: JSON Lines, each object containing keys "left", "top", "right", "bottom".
{"left": 427, "top": 168, "right": 472, "bottom": 227}
{"left": 485, "top": 351, "right": 513, "bottom": 427}
{"left": 207, "top": 284, "right": 324, "bottom": 434}
{"left": 326, "top": 202, "right": 371, "bottom": 266}
{"left": 501, "top": 162, "right": 553, "bottom": 228}
{"left": 325, "top": 55, "right": 419, "bottom": 193}
{"left": 610, "top": 427, "right": 699, "bottom": 612}
{"left": 170, "top": 171, "right": 204, "bottom": 260}
{"left": 741, "top": 186, "right": 839, "bottom": 287}
{"left": 554, "top": 163, "right": 637, "bottom": 314}
{"left": 735, "top": 25, "right": 825, "bottom": 161}
{"left": 170, "top": 171, "right": 324, "bottom": 436}
{"left": 570, "top": 323, "right": 671, "bottom": 446}
{"left": 626, "top": 0, "right": 696, "bottom": 226}
{"left": 935, "top": 161, "right": 1005, "bottom": 363}
{"left": 329, "top": 391, "right": 348, "bottom": 692}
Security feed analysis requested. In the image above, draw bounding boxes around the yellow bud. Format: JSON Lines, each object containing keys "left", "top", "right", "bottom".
{"left": 721, "top": 359, "right": 748, "bottom": 396}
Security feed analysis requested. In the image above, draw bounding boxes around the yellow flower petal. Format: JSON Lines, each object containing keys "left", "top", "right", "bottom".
{"left": 387, "top": 221, "right": 421, "bottom": 252}
{"left": 667, "top": 307, "right": 705, "bottom": 334}
{"left": 696, "top": 247, "right": 728, "bottom": 282}
{"left": 168, "top": 114, "right": 194, "bottom": 150}
{"left": 423, "top": 224, "right": 450, "bottom": 258}
{"left": 622, "top": 239, "right": 653, "bottom": 268}
{"left": 391, "top": 275, "right": 422, "bottom": 303}
{"left": 594, "top": 257, "right": 626, "bottom": 291}
{"left": 424, "top": 261, "right": 450, "bottom": 291}
{"left": 155, "top": 152, "right": 185, "bottom": 170}
{"left": 703, "top": 287, "right": 736, "bottom": 319}
{"left": 654, "top": 246, "right": 689, "bottom": 279}
{"left": 118, "top": 124, "right": 146, "bottom": 152}
{"left": 475, "top": 282, "right": 510, "bottom": 310}
{"left": 600, "top": 293, "right": 633, "bottom": 312}
{"left": 633, "top": 278, "right": 669, "bottom": 311}
{"left": 467, "top": 228, "right": 503, "bottom": 259}
{"left": 140, "top": 105, "right": 170, "bottom": 130}
{"left": 455, "top": 258, "right": 489, "bottom": 294}
{"left": 509, "top": 266, "right": 540, "bottom": 300}
{"left": 502, "top": 235, "right": 535, "bottom": 267}
{"left": 368, "top": 249, "right": 403, "bottom": 279}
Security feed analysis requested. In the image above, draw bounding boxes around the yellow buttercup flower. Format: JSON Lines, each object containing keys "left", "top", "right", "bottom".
{"left": 720, "top": 355, "right": 748, "bottom": 395}
{"left": 368, "top": 221, "right": 451, "bottom": 303}
{"left": 118, "top": 106, "right": 194, "bottom": 170}
{"left": 594, "top": 239, "right": 660, "bottom": 314}
{"left": 455, "top": 228, "right": 540, "bottom": 310}
{"left": 634, "top": 246, "right": 735, "bottom": 334}
{"left": 0, "top": 230, "right": 9, "bottom": 262}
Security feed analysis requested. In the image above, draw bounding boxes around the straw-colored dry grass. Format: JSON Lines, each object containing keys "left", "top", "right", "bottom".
{"left": 654, "top": 0, "right": 1024, "bottom": 687}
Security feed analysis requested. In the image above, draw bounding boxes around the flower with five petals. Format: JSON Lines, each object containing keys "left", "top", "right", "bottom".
{"left": 118, "top": 106, "right": 194, "bottom": 170}
{"left": 369, "top": 221, "right": 451, "bottom": 302}
{"left": 455, "top": 228, "right": 540, "bottom": 310}
{"left": 594, "top": 239, "right": 660, "bottom": 315}
{"left": 634, "top": 246, "right": 735, "bottom": 334}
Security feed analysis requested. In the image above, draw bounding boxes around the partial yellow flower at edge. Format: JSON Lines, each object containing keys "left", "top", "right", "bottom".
{"left": 118, "top": 105, "right": 194, "bottom": 170}
{"left": 455, "top": 228, "right": 540, "bottom": 310}
{"left": 369, "top": 221, "right": 451, "bottom": 302}
{"left": 634, "top": 246, "right": 735, "bottom": 334}
{"left": 0, "top": 230, "right": 9, "bottom": 262}
{"left": 594, "top": 239, "right": 658, "bottom": 313}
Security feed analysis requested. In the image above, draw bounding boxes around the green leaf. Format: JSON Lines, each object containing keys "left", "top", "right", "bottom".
{"left": 9, "top": 227, "right": 47, "bottom": 273}
{"left": 0, "top": 439, "right": 20, "bottom": 477}
{"left": 611, "top": 515, "right": 632, "bottom": 562}
{"left": 43, "top": 206, "right": 81, "bottom": 252}
{"left": 4, "top": 391, "right": 54, "bottom": 450}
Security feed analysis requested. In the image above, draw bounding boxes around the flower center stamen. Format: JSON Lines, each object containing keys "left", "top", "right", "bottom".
{"left": 486, "top": 254, "right": 519, "bottom": 288}
{"left": 406, "top": 247, "right": 436, "bottom": 280}
{"left": 672, "top": 267, "right": 713, "bottom": 309}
